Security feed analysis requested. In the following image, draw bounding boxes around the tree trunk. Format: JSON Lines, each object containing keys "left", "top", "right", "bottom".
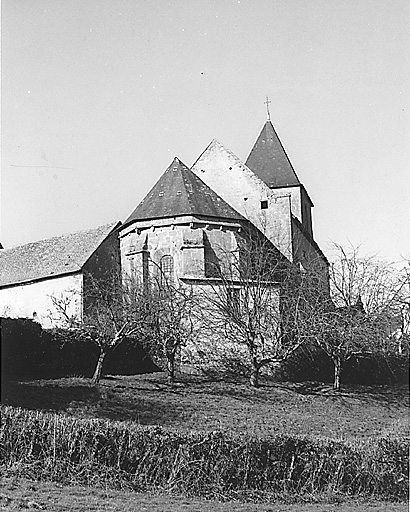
{"left": 249, "top": 354, "right": 260, "bottom": 388}
{"left": 248, "top": 342, "right": 260, "bottom": 388}
{"left": 397, "top": 336, "right": 402, "bottom": 355}
{"left": 92, "top": 347, "right": 107, "bottom": 385}
{"left": 167, "top": 356, "right": 175, "bottom": 384}
{"left": 333, "top": 355, "right": 341, "bottom": 391}
{"left": 249, "top": 367, "right": 259, "bottom": 388}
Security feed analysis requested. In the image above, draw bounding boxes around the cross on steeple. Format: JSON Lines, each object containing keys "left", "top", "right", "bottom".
{"left": 264, "top": 95, "right": 271, "bottom": 121}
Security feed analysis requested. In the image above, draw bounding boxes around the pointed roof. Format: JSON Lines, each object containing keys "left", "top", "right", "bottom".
{"left": 124, "top": 157, "right": 245, "bottom": 225}
{"left": 0, "top": 222, "right": 120, "bottom": 288}
{"left": 245, "top": 121, "right": 301, "bottom": 188}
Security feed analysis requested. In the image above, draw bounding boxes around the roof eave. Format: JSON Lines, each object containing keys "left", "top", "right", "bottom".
{"left": 0, "top": 269, "right": 83, "bottom": 290}
{"left": 122, "top": 212, "right": 246, "bottom": 229}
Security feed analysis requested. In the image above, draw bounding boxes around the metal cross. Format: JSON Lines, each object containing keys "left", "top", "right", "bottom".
{"left": 264, "top": 95, "right": 271, "bottom": 121}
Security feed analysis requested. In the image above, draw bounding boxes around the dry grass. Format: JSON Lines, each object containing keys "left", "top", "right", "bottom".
{"left": 1, "top": 373, "right": 409, "bottom": 440}
{"left": 0, "top": 477, "right": 407, "bottom": 512}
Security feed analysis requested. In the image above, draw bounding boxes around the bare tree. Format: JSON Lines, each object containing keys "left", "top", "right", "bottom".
{"left": 143, "top": 266, "right": 196, "bottom": 384}
{"left": 307, "top": 300, "right": 370, "bottom": 390}
{"left": 329, "top": 244, "right": 404, "bottom": 316}
{"left": 309, "top": 244, "right": 408, "bottom": 390}
{"left": 390, "top": 259, "right": 410, "bottom": 355}
{"left": 202, "top": 235, "right": 408, "bottom": 390}
{"left": 201, "top": 230, "right": 309, "bottom": 387}
{"left": 51, "top": 271, "right": 151, "bottom": 384}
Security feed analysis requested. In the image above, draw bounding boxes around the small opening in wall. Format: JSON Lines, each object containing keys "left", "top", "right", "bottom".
{"left": 244, "top": 197, "right": 248, "bottom": 201}
{"left": 261, "top": 200, "right": 268, "bottom": 209}
{"left": 229, "top": 167, "right": 232, "bottom": 170}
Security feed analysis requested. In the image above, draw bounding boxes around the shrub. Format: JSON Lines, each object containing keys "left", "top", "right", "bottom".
{"left": 1, "top": 318, "right": 44, "bottom": 379}
{"left": 0, "top": 318, "right": 156, "bottom": 381}
{"left": 1, "top": 406, "right": 408, "bottom": 501}
{"left": 281, "top": 345, "right": 334, "bottom": 383}
{"left": 343, "top": 353, "right": 409, "bottom": 385}
{"left": 283, "top": 344, "right": 409, "bottom": 385}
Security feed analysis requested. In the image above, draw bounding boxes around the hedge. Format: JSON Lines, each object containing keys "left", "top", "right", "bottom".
{"left": 1, "top": 318, "right": 157, "bottom": 381}
{"left": 1, "top": 406, "right": 408, "bottom": 501}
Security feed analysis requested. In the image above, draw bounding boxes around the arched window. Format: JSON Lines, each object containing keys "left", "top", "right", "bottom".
{"left": 160, "top": 255, "right": 174, "bottom": 285}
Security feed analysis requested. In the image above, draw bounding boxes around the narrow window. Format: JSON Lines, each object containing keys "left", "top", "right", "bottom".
{"left": 227, "top": 287, "right": 240, "bottom": 310}
{"left": 261, "top": 200, "right": 268, "bottom": 210}
{"left": 160, "top": 254, "right": 174, "bottom": 285}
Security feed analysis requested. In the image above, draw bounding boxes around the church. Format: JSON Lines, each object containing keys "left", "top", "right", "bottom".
{"left": 0, "top": 116, "right": 328, "bottom": 329}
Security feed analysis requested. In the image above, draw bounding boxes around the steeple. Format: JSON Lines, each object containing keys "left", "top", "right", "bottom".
{"left": 125, "top": 157, "right": 244, "bottom": 225}
{"left": 245, "top": 121, "right": 301, "bottom": 188}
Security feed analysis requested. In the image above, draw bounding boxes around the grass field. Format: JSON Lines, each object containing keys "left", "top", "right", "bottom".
{"left": 0, "top": 477, "right": 407, "bottom": 512}
{"left": 2, "top": 373, "right": 409, "bottom": 439}
{"left": 1, "top": 372, "right": 409, "bottom": 510}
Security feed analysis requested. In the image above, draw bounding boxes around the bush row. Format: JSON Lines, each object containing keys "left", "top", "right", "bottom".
{"left": 282, "top": 346, "right": 409, "bottom": 385}
{"left": 1, "top": 406, "right": 408, "bottom": 501}
{"left": 1, "top": 317, "right": 408, "bottom": 385}
{"left": 1, "top": 318, "right": 157, "bottom": 380}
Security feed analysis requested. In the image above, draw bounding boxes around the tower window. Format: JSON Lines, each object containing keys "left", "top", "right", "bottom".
{"left": 130, "top": 257, "right": 135, "bottom": 277}
{"left": 261, "top": 200, "right": 268, "bottom": 209}
{"left": 227, "top": 288, "right": 240, "bottom": 309}
{"left": 160, "top": 254, "right": 174, "bottom": 285}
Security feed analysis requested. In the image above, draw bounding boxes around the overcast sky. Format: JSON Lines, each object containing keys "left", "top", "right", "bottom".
{"left": 1, "top": 0, "right": 409, "bottom": 263}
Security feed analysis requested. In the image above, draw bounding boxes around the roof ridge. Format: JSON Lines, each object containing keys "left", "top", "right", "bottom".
{"left": 192, "top": 137, "right": 277, "bottom": 197}
{"left": 3, "top": 221, "right": 120, "bottom": 251}
{"left": 194, "top": 138, "right": 254, "bottom": 175}
{"left": 124, "top": 157, "right": 244, "bottom": 225}
{"left": 191, "top": 138, "right": 223, "bottom": 168}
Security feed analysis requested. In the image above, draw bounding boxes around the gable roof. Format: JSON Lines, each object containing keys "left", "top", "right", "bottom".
{"left": 245, "top": 121, "right": 301, "bottom": 188}
{"left": 0, "top": 222, "right": 120, "bottom": 288}
{"left": 124, "top": 157, "right": 245, "bottom": 225}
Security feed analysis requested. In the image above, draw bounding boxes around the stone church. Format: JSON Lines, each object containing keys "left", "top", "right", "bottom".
{"left": 120, "top": 119, "right": 328, "bottom": 289}
{"left": 0, "top": 118, "right": 328, "bottom": 328}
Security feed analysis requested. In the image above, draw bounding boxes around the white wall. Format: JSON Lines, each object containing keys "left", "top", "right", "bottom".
{"left": 0, "top": 273, "right": 83, "bottom": 329}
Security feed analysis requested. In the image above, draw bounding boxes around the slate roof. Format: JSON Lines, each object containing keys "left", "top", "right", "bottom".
{"left": 124, "top": 157, "right": 245, "bottom": 225}
{"left": 245, "top": 121, "right": 301, "bottom": 188}
{"left": 0, "top": 222, "right": 120, "bottom": 288}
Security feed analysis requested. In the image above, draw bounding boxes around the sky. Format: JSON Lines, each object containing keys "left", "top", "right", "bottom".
{"left": 1, "top": 0, "right": 409, "bottom": 263}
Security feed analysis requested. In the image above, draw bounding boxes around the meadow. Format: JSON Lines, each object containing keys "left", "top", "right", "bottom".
{"left": 1, "top": 373, "right": 409, "bottom": 439}
{"left": 1, "top": 373, "right": 409, "bottom": 510}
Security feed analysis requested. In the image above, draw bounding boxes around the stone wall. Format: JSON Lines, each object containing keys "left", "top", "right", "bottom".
{"left": 83, "top": 227, "right": 121, "bottom": 306}
{"left": 120, "top": 215, "right": 244, "bottom": 283}
{"left": 180, "top": 280, "right": 282, "bottom": 376}
{"left": 83, "top": 228, "right": 121, "bottom": 279}
{"left": 191, "top": 140, "right": 294, "bottom": 261}
{"left": 292, "top": 217, "right": 329, "bottom": 292}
